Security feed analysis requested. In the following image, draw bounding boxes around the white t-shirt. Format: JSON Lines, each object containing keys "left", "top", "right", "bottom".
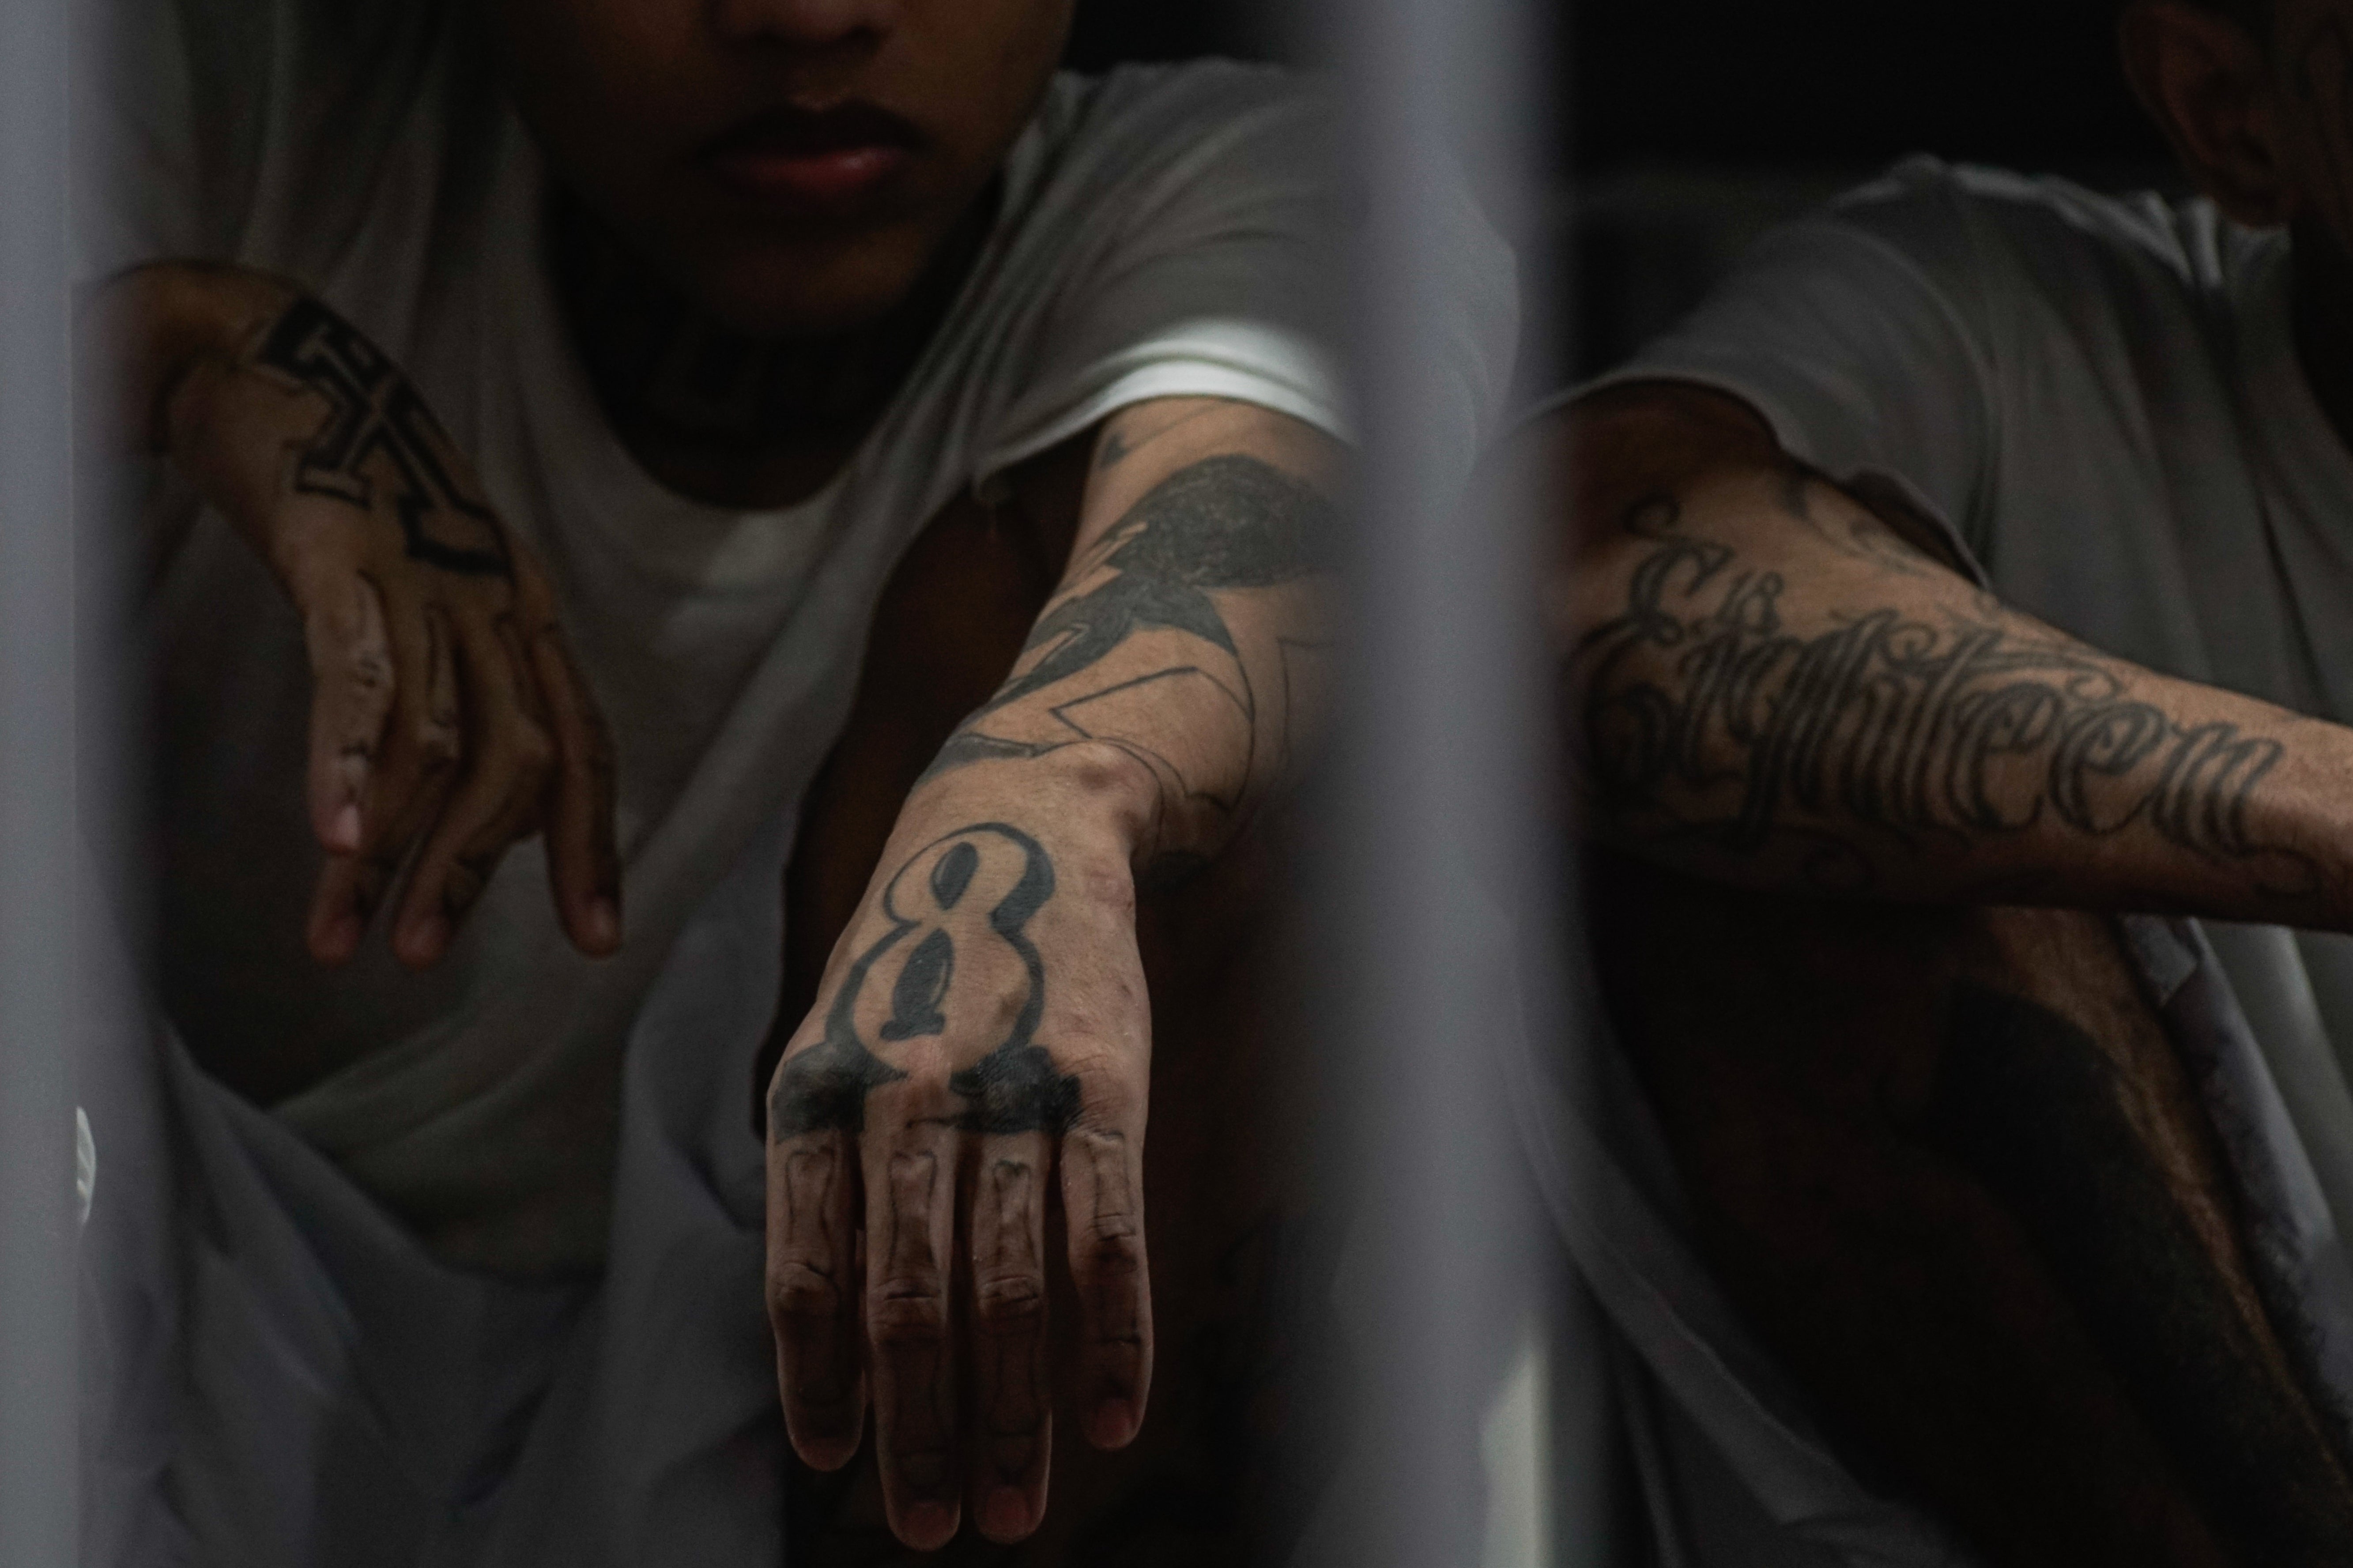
{"left": 86, "top": 0, "right": 1522, "bottom": 1278}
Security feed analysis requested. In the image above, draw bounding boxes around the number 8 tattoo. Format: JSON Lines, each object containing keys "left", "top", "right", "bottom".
{"left": 769, "top": 823, "right": 1082, "bottom": 1140}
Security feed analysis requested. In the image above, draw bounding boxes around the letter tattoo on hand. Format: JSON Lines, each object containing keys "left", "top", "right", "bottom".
{"left": 254, "top": 298, "right": 512, "bottom": 578}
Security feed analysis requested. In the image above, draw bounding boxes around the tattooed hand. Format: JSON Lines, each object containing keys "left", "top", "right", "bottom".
{"left": 765, "top": 774, "right": 1153, "bottom": 1551}
{"left": 764, "top": 398, "right": 1339, "bottom": 1551}
{"left": 90, "top": 263, "right": 620, "bottom": 969}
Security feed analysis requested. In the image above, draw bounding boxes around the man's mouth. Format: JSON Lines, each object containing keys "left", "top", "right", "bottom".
{"left": 701, "top": 102, "right": 924, "bottom": 210}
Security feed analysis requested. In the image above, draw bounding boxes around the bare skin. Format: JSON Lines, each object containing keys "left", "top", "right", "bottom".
{"left": 766, "top": 447, "right": 1336, "bottom": 1563}
{"left": 760, "top": 397, "right": 1339, "bottom": 1548}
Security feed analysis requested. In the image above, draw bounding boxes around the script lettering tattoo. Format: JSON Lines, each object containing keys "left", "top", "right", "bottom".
{"left": 922, "top": 455, "right": 1339, "bottom": 808}
{"left": 1778, "top": 468, "right": 1938, "bottom": 579}
{"left": 769, "top": 823, "right": 1079, "bottom": 1140}
{"left": 1572, "top": 493, "right": 2317, "bottom": 895}
{"left": 254, "top": 298, "right": 511, "bottom": 578}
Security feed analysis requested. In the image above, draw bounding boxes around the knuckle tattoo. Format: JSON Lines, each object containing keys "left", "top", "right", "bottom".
{"left": 766, "top": 825, "right": 1082, "bottom": 1143}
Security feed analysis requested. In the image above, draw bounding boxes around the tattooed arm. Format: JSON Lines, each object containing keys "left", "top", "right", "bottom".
{"left": 923, "top": 399, "right": 1342, "bottom": 865}
{"left": 763, "top": 398, "right": 1339, "bottom": 1551}
{"left": 1534, "top": 379, "right": 2353, "bottom": 926}
{"left": 86, "top": 262, "right": 619, "bottom": 970}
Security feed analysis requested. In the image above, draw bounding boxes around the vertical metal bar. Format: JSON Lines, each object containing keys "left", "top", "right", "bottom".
{"left": 0, "top": 0, "right": 83, "bottom": 1555}
{"left": 1310, "top": 0, "right": 1580, "bottom": 1563}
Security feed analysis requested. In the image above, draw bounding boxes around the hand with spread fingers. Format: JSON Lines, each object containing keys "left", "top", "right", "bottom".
{"left": 763, "top": 396, "right": 1341, "bottom": 1548}
{"left": 92, "top": 262, "right": 622, "bottom": 970}
{"left": 766, "top": 776, "right": 1154, "bottom": 1549}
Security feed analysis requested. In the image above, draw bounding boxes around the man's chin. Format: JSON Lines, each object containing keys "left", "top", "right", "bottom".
{"left": 672, "top": 237, "right": 938, "bottom": 343}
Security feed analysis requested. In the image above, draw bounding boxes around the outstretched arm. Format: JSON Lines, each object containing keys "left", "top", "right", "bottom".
{"left": 920, "top": 398, "right": 1342, "bottom": 867}
{"left": 762, "top": 397, "right": 1340, "bottom": 1550}
{"left": 1537, "top": 379, "right": 2353, "bottom": 927}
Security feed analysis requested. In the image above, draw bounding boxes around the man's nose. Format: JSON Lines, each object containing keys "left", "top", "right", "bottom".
{"left": 709, "top": 0, "right": 901, "bottom": 49}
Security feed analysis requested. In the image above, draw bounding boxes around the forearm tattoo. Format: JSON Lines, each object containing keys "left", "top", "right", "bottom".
{"left": 1571, "top": 490, "right": 2319, "bottom": 896}
{"left": 921, "top": 455, "right": 1339, "bottom": 818}
{"left": 251, "top": 297, "right": 512, "bottom": 579}
{"left": 770, "top": 823, "right": 1080, "bottom": 1140}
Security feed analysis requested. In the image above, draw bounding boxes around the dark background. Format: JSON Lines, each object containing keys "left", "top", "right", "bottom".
{"left": 1066, "top": 0, "right": 2181, "bottom": 373}
{"left": 1069, "top": 0, "right": 2171, "bottom": 174}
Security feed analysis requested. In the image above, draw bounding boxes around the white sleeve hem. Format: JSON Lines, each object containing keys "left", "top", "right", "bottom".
{"left": 973, "top": 318, "right": 1350, "bottom": 500}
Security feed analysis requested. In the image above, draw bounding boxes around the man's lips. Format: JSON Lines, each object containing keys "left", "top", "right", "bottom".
{"left": 701, "top": 103, "right": 922, "bottom": 208}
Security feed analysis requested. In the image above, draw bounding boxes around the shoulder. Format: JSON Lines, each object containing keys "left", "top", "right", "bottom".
{"left": 1007, "top": 62, "right": 1335, "bottom": 235}
{"left": 955, "top": 61, "right": 1511, "bottom": 487}
{"left": 1649, "top": 155, "right": 2247, "bottom": 436}
{"left": 1805, "top": 156, "right": 2238, "bottom": 322}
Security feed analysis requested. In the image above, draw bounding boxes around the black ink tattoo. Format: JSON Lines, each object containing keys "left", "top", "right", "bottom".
{"left": 1778, "top": 469, "right": 1934, "bottom": 579}
{"left": 1572, "top": 494, "right": 2317, "bottom": 895}
{"left": 1094, "top": 404, "right": 1221, "bottom": 473}
{"left": 254, "top": 298, "right": 511, "bottom": 578}
{"left": 921, "top": 455, "right": 1339, "bottom": 804}
{"left": 768, "top": 824, "right": 1080, "bottom": 1141}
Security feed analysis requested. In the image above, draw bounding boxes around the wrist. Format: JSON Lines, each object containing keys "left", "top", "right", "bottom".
{"left": 89, "top": 263, "right": 298, "bottom": 457}
{"left": 908, "top": 739, "right": 1166, "bottom": 868}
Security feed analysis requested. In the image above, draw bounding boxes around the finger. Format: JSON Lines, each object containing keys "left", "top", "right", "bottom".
{"left": 299, "top": 571, "right": 395, "bottom": 855}
{"left": 520, "top": 600, "right": 622, "bottom": 957}
{"left": 864, "top": 1124, "right": 962, "bottom": 1550}
{"left": 305, "top": 597, "right": 460, "bottom": 965}
{"left": 766, "top": 1123, "right": 866, "bottom": 1470}
{"left": 391, "top": 613, "right": 554, "bottom": 969}
{"left": 967, "top": 1133, "right": 1053, "bottom": 1544}
{"left": 1061, "top": 1121, "right": 1153, "bottom": 1450}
